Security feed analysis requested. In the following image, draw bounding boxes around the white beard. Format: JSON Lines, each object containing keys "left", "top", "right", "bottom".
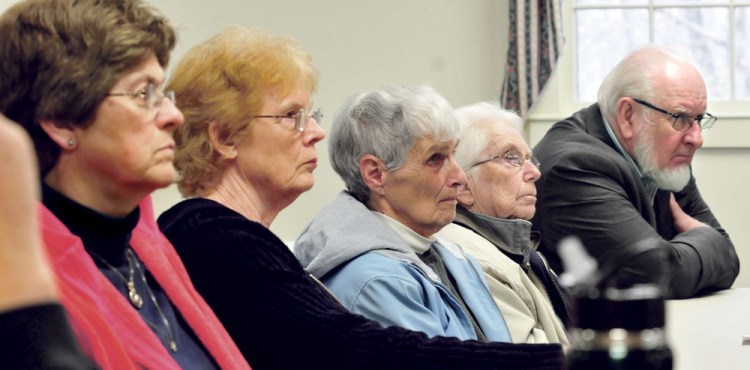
{"left": 632, "top": 132, "right": 691, "bottom": 191}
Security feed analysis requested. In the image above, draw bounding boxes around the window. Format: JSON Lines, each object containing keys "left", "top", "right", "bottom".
{"left": 573, "top": 0, "right": 750, "bottom": 102}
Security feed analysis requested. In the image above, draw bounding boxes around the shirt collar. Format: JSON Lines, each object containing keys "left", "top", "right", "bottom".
{"left": 372, "top": 211, "right": 434, "bottom": 254}
{"left": 602, "top": 112, "right": 644, "bottom": 178}
{"left": 601, "top": 112, "right": 659, "bottom": 203}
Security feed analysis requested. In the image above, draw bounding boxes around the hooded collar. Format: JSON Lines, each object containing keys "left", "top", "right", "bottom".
{"left": 295, "top": 191, "right": 440, "bottom": 282}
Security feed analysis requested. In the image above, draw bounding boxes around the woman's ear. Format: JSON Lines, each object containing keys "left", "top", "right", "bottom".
{"left": 457, "top": 181, "right": 475, "bottom": 207}
{"left": 359, "top": 154, "right": 386, "bottom": 196}
{"left": 39, "top": 120, "right": 77, "bottom": 150}
{"left": 208, "top": 121, "right": 236, "bottom": 158}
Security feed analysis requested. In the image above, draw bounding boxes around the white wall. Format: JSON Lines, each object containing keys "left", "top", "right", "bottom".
{"left": 142, "top": 0, "right": 509, "bottom": 241}
{"left": 0, "top": 0, "right": 507, "bottom": 240}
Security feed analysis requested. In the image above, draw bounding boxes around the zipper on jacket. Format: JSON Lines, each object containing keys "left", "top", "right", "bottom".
{"left": 410, "top": 263, "right": 481, "bottom": 341}
{"left": 464, "top": 254, "right": 513, "bottom": 343}
{"left": 523, "top": 260, "right": 551, "bottom": 298}
{"left": 522, "top": 259, "right": 555, "bottom": 307}
{"left": 307, "top": 272, "right": 346, "bottom": 307}
{"left": 537, "top": 252, "right": 570, "bottom": 318}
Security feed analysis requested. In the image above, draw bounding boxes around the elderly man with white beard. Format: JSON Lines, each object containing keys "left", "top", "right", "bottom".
{"left": 532, "top": 45, "right": 739, "bottom": 298}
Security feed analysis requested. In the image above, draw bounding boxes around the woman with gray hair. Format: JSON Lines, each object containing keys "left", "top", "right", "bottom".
{"left": 437, "top": 102, "right": 569, "bottom": 344}
{"left": 296, "top": 84, "right": 512, "bottom": 343}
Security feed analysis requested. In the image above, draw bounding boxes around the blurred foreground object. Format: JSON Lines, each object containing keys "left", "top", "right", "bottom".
{"left": 560, "top": 237, "right": 673, "bottom": 370}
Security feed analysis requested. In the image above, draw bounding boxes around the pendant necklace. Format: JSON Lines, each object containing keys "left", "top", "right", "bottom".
{"left": 89, "top": 247, "right": 177, "bottom": 352}
{"left": 89, "top": 248, "right": 144, "bottom": 308}
{"left": 129, "top": 248, "right": 178, "bottom": 352}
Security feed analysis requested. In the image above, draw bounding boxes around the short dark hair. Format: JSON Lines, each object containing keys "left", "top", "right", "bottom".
{"left": 0, "top": 0, "right": 176, "bottom": 174}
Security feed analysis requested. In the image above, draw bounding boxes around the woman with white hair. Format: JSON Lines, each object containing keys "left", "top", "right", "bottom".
{"left": 296, "top": 85, "right": 512, "bottom": 343}
{"left": 436, "top": 102, "right": 569, "bottom": 344}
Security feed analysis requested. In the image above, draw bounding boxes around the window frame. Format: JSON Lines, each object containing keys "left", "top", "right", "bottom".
{"left": 526, "top": 0, "right": 750, "bottom": 149}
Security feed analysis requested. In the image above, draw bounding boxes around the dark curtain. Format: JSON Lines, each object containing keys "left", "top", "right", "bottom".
{"left": 501, "top": 0, "right": 565, "bottom": 118}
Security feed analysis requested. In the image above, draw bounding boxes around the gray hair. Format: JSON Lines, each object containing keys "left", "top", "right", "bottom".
{"left": 454, "top": 102, "right": 524, "bottom": 177}
{"left": 597, "top": 45, "right": 691, "bottom": 124}
{"left": 329, "top": 84, "right": 458, "bottom": 202}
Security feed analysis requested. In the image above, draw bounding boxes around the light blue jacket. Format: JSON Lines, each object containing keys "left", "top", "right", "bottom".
{"left": 295, "top": 191, "right": 511, "bottom": 342}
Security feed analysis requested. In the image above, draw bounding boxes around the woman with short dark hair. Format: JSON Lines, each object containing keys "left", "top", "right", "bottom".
{"left": 0, "top": 1, "right": 248, "bottom": 368}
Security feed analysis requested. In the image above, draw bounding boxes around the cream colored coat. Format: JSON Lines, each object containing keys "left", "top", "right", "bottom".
{"left": 437, "top": 222, "right": 568, "bottom": 345}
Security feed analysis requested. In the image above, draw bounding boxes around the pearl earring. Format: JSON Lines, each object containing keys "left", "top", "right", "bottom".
{"left": 67, "top": 138, "right": 76, "bottom": 147}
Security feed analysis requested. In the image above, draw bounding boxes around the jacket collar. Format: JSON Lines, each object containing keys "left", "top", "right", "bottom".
{"left": 453, "top": 205, "right": 535, "bottom": 265}
{"left": 594, "top": 104, "right": 659, "bottom": 203}
{"left": 295, "top": 191, "right": 440, "bottom": 281}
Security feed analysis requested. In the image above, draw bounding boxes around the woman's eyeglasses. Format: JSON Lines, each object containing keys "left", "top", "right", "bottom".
{"left": 471, "top": 149, "right": 540, "bottom": 169}
{"left": 107, "top": 83, "right": 175, "bottom": 110}
{"left": 252, "top": 107, "right": 323, "bottom": 132}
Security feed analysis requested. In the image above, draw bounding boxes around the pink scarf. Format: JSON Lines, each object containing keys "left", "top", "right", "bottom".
{"left": 39, "top": 196, "right": 250, "bottom": 370}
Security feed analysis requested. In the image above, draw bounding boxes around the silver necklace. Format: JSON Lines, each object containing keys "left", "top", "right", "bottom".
{"left": 89, "top": 248, "right": 144, "bottom": 308}
{"left": 129, "top": 248, "right": 178, "bottom": 352}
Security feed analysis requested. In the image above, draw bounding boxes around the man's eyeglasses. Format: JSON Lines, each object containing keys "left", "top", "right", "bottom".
{"left": 252, "top": 107, "right": 323, "bottom": 132}
{"left": 632, "top": 98, "right": 716, "bottom": 133}
{"left": 471, "top": 149, "right": 540, "bottom": 169}
{"left": 107, "top": 83, "right": 175, "bottom": 110}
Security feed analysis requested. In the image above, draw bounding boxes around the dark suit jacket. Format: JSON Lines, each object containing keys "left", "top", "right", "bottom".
{"left": 531, "top": 104, "right": 739, "bottom": 298}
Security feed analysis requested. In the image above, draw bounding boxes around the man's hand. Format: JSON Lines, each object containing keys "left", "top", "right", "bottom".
{"left": 669, "top": 193, "right": 708, "bottom": 234}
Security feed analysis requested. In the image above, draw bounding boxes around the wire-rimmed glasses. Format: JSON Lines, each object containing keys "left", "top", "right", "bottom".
{"left": 107, "top": 83, "right": 175, "bottom": 110}
{"left": 471, "top": 149, "right": 540, "bottom": 169}
{"left": 632, "top": 98, "right": 716, "bottom": 133}
{"left": 252, "top": 107, "right": 323, "bottom": 132}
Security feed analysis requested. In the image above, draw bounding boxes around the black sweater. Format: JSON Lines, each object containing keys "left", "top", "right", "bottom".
{"left": 42, "top": 184, "right": 216, "bottom": 369}
{"left": 158, "top": 198, "right": 564, "bottom": 370}
{"left": 0, "top": 304, "right": 97, "bottom": 369}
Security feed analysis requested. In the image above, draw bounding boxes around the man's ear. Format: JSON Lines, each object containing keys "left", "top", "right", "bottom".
{"left": 615, "top": 97, "right": 638, "bottom": 142}
{"left": 39, "top": 120, "right": 76, "bottom": 150}
{"left": 208, "top": 121, "right": 236, "bottom": 158}
{"left": 359, "top": 154, "right": 386, "bottom": 196}
{"left": 457, "top": 181, "right": 475, "bottom": 207}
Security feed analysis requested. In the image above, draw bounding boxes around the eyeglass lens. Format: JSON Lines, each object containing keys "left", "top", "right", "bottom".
{"left": 504, "top": 150, "right": 540, "bottom": 168}
{"left": 295, "top": 108, "right": 323, "bottom": 132}
{"left": 145, "top": 85, "right": 175, "bottom": 110}
{"left": 674, "top": 115, "right": 715, "bottom": 132}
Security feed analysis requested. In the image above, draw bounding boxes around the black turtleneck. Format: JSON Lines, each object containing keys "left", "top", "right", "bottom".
{"left": 41, "top": 184, "right": 217, "bottom": 369}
